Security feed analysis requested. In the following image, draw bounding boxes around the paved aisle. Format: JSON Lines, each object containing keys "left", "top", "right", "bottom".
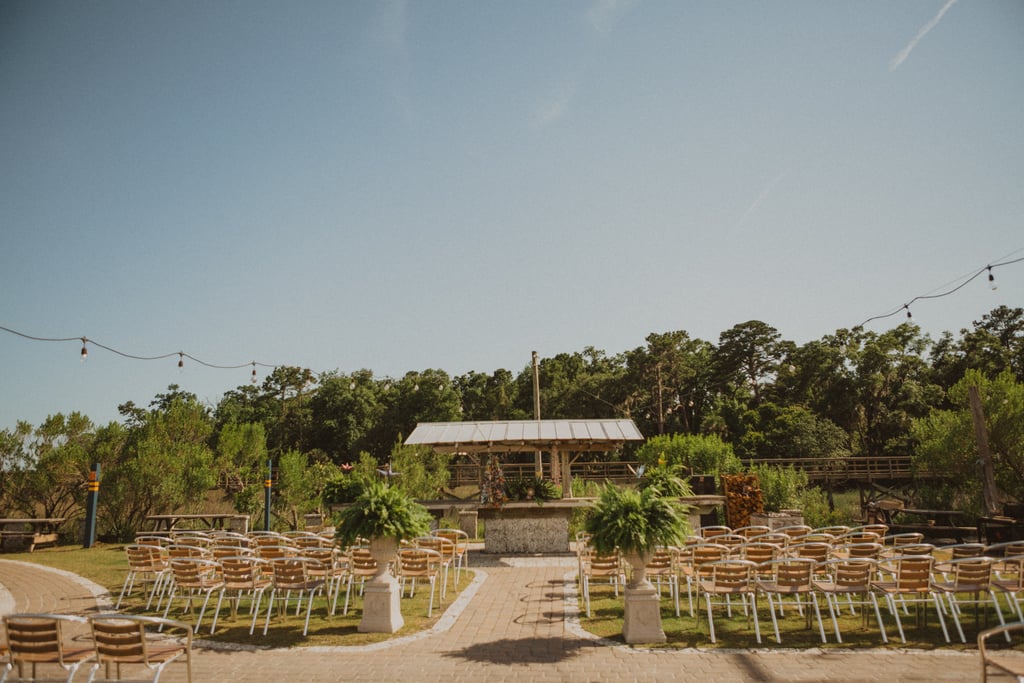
{"left": 0, "top": 556, "right": 980, "bottom": 682}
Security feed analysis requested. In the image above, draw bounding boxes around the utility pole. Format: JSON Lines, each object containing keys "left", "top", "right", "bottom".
{"left": 969, "top": 384, "right": 1001, "bottom": 517}
{"left": 533, "top": 351, "right": 543, "bottom": 479}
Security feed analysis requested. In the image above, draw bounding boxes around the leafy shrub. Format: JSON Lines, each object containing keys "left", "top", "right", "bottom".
{"left": 636, "top": 434, "right": 743, "bottom": 480}
{"left": 322, "top": 475, "right": 366, "bottom": 505}
{"left": 638, "top": 466, "right": 694, "bottom": 498}
{"left": 505, "top": 476, "right": 557, "bottom": 502}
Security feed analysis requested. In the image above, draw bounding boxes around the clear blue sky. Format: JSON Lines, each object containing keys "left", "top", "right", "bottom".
{"left": 2, "top": 1, "right": 1022, "bottom": 432}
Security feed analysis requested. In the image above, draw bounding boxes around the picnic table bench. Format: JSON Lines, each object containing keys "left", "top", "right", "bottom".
{"left": 145, "top": 513, "right": 250, "bottom": 533}
{"left": 0, "top": 518, "right": 66, "bottom": 552}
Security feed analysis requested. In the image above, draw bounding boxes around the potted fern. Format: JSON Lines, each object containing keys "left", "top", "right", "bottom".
{"left": 335, "top": 478, "right": 432, "bottom": 633}
{"left": 584, "top": 482, "right": 690, "bottom": 643}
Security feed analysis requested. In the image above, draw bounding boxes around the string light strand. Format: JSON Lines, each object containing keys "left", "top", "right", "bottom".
{"left": 0, "top": 325, "right": 276, "bottom": 372}
{"left": 857, "top": 253, "right": 1024, "bottom": 328}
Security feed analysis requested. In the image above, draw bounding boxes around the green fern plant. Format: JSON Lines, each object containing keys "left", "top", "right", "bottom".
{"left": 584, "top": 483, "right": 689, "bottom": 555}
{"left": 334, "top": 478, "right": 431, "bottom": 546}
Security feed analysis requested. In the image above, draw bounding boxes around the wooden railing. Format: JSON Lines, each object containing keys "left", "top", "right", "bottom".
{"left": 449, "top": 455, "right": 941, "bottom": 487}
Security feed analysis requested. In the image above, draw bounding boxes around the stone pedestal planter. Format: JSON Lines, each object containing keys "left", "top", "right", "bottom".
{"left": 622, "top": 551, "right": 666, "bottom": 644}
{"left": 358, "top": 537, "right": 403, "bottom": 633}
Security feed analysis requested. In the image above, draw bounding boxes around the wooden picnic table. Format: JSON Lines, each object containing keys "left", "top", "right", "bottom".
{"left": 145, "top": 513, "right": 250, "bottom": 533}
{"left": 884, "top": 508, "right": 976, "bottom": 542}
{"left": 0, "top": 517, "right": 66, "bottom": 552}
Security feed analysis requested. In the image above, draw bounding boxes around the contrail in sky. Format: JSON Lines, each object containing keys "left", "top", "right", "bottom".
{"left": 889, "top": 0, "right": 959, "bottom": 71}
{"left": 733, "top": 172, "right": 786, "bottom": 232}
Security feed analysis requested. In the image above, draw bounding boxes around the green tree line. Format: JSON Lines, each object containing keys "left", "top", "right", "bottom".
{"left": 2, "top": 306, "right": 1023, "bottom": 538}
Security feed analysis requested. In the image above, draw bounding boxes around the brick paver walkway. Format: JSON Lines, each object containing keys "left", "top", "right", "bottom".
{"left": 0, "top": 555, "right": 984, "bottom": 682}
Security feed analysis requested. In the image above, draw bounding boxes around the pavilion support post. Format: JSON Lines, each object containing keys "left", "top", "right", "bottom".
{"left": 550, "top": 445, "right": 561, "bottom": 488}
{"left": 561, "top": 451, "right": 572, "bottom": 499}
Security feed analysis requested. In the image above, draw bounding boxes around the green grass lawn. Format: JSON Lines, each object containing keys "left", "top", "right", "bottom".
{"left": 579, "top": 578, "right": 1019, "bottom": 650}
{"left": 3, "top": 543, "right": 474, "bottom": 648}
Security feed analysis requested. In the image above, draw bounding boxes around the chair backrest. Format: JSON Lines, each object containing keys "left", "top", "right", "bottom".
{"left": 884, "top": 532, "right": 926, "bottom": 547}
{"left": 763, "top": 557, "right": 816, "bottom": 590}
{"left": 748, "top": 532, "right": 791, "bottom": 548}
{"left": 133, "top": 534, "right": 171, "bottom": 547}
{"left": 645, "top": 547, "right": 675, "bottom": 573}
{"left": 3, "top": 613, "right": 88, "bottom": 667}
{"left": 348, "top": 546, "right": 379, "bottom": 577}
{"left": 836, "top": 542, "right": 882, "bottom": 560}
{"left": 284, "top": 531, "right": 330, "bottom": 549}
{"left": 814, "top": 525, "right": 851, "bottom": 537}
{"left": 818, "top": 558, "right": 878, "bottom": 591}
{"left": 219, "top": 556, "right": 269, "bottom": 587}
{"left": 583, "top": 549, "right": 621, "bottom": 575}
{"left": 689, "top": 543, "right": 730, "bottom": 576}
{"left": 166, "top": 543, "right": 210, "bottom": 559}
{"left": 301, "top": 547, "right": 343, "bottom": 571}
{"left": 788, "top": 541, "right": 831, "bottom": 563}
{"left": 433, "top": 528, "right": 469, "bottom": 555}
{"left": 125, "top": 543, "right": 168, "bottom": 570}
{"left": 714, "top": 534, "right": 747, "bottom": 552}
{"left": 170, "top": 532, "right": 212, "bottom": 547}
{"left": 859, "top": 523, "right": 889, "bottom": 537}
{"left": 738, "top": 541, "right": 782, "bottom": 565}
{"left": 943, "top": 556, "right": 995, "bottom": 589}
{"left": 89, "top": 614, "right": 191, "bottom": 669}
{"left": 208, "top": 531, "right": 253, "bottom": 548}
{"left": 269, "top": 557, "right": 323, "bottom": 588}
{"left": 257, "top": 544, "right": 299, "bottom": 560}
{"left": 986, "top": 540, "right": 1024, "bottom": 558}
{"left": 891, "top": 543, "right": 935, "bottom": 557}
{"left": 940, "top": 543, "right": 986, "bottom": 560}
{"left": 416, "top": 535, "right": 455, "bottom": 563}
{"left": 705, "top": 559, "right": 757, "bottom": 589}
{"left": 839, "top": 529, "right": 882, "bottom": 544}
{"left": 733, "top": 525, "right": 772, "bottom": 539}
{"left": 397, "top": 548, "right": 441, "bottom": 579}
{"left": 169, "top": 557, "right": 221, "bottom": 586}
{"left": 777, "top": 525, "right": 813, "bottom": 542}
{"left": 891, "top": 555, "right": 934, "bottom": 591}
{"left": 249, "top": 531, "right": 292, "bottom": 548}
{"left": 211, "top": 544, "right": 256, "bottom": 560}
{"left": 699, "top": 526, "right": 732, "bottom": 540}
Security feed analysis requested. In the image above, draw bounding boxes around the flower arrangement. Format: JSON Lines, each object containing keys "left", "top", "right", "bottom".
{"left": 480, "top": 455, "right": 506, "bottom": 508}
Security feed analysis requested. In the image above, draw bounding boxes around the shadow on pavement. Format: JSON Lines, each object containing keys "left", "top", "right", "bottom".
{"left": 442, "top": 636, "right": 594, "bottom": 665}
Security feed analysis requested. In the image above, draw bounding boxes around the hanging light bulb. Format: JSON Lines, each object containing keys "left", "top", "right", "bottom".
{"left": 80, "top": 338, "right": 88, "bottom": 362}
{"left": 988, "top": 266, "right": 998, "bottom": 291}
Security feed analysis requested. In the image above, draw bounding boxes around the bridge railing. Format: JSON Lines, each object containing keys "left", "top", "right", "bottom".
{"left": 449, "top": 455, "right": 932, "bottom": 487}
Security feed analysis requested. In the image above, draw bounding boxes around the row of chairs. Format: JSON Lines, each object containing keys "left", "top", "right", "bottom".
{"left": 1, "top": 612, "right": 191, "bottom": 683}
{"left": 578, "top": 525, "right": 1024, "bottom": 645}
{"left": 118, "top": 529, "right": 471, "bottom": 636}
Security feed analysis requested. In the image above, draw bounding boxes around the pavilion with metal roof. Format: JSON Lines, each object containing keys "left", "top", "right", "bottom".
{"left": 405, "top": 419, "right": 644, "bottom": 497}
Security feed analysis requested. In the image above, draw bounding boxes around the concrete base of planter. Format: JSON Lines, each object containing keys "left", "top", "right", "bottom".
{"left": 358, "top": 577, "right": 404, "bottom": 633}
{"left": 622, "top": 583, "right": 666, "bottom": 644}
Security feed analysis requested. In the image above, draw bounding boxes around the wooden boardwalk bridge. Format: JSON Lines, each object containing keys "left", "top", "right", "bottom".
{"left": 448, "top": 455, "right": 937, "bottom": 488}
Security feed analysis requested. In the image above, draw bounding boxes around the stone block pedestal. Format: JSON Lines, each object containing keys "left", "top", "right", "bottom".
{"left": 622, "top": 585, "right": 666, "bottom": 644}
{"left": 358, "top": 578, "right": 404, "bottom": 633}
